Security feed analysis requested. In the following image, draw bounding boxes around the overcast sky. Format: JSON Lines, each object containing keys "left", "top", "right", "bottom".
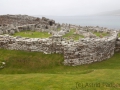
{"left": 0, "top": 0, "right": 120, "bottom": 16}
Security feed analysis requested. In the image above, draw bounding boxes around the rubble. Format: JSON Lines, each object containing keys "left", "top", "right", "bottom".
{"left": 0, "top": 14, "right": 120, "bottom": 66}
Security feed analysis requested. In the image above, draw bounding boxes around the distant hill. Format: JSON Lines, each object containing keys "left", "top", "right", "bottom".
{"left": 96, "top": 9, "right": 120, "bottom": 16}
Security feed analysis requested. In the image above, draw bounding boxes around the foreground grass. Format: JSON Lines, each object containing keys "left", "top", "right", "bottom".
{"left": 0, "top": 69, "right": 120, "bottom": 90}
{"left": 63, "top": 29, "right": 84, "bottom": 40}
{"left": 0, "top": 49, "right": 120, "bottom": 90}
{"left": 0, "top": 49, "right": 64, "bottom": 74}
{"left": 13, "top": 30, "right": 52, "bottom": 38}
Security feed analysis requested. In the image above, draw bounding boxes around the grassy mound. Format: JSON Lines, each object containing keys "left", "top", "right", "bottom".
{"left": 13, "top": 30, "right": 52, "bottom": 38}
{"left": 63, "top": 29, "right": 84, "bottom": 40}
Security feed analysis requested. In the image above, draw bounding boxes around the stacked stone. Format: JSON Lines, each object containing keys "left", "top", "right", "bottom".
{"left": 0, "top": 14, "right": 60, "bottom": 36}
{"left": 64, "top": 31, "right": 117, "bottom": 66}
{"left": 115, "top": 38, "right": 120, "bottom": 52}
{"left": 0, "top": 35, "right": 65, "bottom": 54}
{"left": 0, "top": 24, "right": 58, "bottom": 35}
{"left": 50, "top": 35, "right": 65, "bottom": 54}
{"left": 0, "top": 14, "right": 56, "bottom": 31}
{"left": 74, "top": 25, "right": 112, "bottom": 34}
{"left": 0, "top": 15, "right": 120, "bottom": 66}
{"left": 0, "top": 15, "right": 38, "bottom": 25}
{"left": 0, "top": 30, "right": 118, "bottom": 66}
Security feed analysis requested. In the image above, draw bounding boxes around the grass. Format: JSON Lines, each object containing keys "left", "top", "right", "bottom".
{"left": 93, "top": 32, "right": 109, "bottom": 37}
{"left": 63, "top": 29, "right": 84, "bottom": 40}
{"left": 0, "top": 49, "right": 64, "bottom": 74}
{"left": 0, "top": 49, "right": 120, "bottom": 74}
{"left": 13, "top": 30, "right": 52, "bottom": 38}
{"left": 57, "top": 27, "right": 61, "bottom": 31}
{"left": 0, "top": 49, "right": 120, "bottom": 90}
{"left": 118, "top": 33, "right": 120, "bottom": 37}
{"left": 0, "top": 70, "right": 120, "bottom": 90}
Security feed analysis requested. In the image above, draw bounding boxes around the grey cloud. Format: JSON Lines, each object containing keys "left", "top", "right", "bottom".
{"left": 0, "top": 0, "right": 120, "bottom": 16}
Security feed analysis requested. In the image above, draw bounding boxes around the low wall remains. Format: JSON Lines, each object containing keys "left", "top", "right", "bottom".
{"left": 115, "top": 38, "right": 120, "bottom": 52}
{"left": 0, "top": 15, "right": 120, "bottom": 66}
{"left": 64, "top": 31, "right": 118, "bottom": 66}
{"left": 0, "top": 30, "right": 118, "bottom": 66}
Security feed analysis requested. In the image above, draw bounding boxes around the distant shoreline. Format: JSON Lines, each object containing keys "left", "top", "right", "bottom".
{"left": 35, "top": 15, "right": 120, "bottom": 30}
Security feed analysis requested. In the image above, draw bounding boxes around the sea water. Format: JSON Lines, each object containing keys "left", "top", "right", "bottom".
{"left": 39, "top": 16, "right": 120, "bottom": 30}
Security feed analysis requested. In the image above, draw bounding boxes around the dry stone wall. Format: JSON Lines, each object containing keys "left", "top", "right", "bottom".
{"left": 0, "top": 15, "right": 55, "bottom": 26}
{"left": 64, "top": 31, "right": 117, "bottom": 66}
{"left": 0, "top": 35, "right": 64, "bottom": 54}
{"left": 0, "top": 14, "right": 56, "bottom": 35}
{"left": 115, "top": 38, "right": 120, "bottom": 52}
{"left": 0, "top": 30, "right": 118, "bottom": 66}
{"left": 0, "top": 14, "right": 120, "bottom": 66}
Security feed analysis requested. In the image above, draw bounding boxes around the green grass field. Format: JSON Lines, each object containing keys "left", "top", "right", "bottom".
{"left": 57, "top": 27, "right": 61, "bottom": 31}
{"left": 0, "top": 70, "right": 120, "bottom": 90}
{"left": 13, "top": 31, "right": 52, "bottom": 38}
{"left": 119, "top": 33, "right": 120, "bottom": 37}
{"left": 63, "top": 29, "right": 84, "bottom": 40}
{"left": 0, "top": 49, "right": 120, "bottom": 90}
{"left": 93, "top": 32, "right": 109, "bottom": 37}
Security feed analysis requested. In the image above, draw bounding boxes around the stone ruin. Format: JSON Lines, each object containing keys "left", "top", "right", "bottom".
{"left": 0, "top": 14, "right": 120, "bottom": 66}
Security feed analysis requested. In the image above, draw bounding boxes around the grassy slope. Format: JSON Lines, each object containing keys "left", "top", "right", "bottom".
{"left": 63, "top": 29, "right": 84, "bottom": 40}
{"left": 13, "top": 31, "right": 52, "bottom": 38}
{"left": 0, "top": 49, "right": 64, "bottom": 74}
{"left": 0, "top": 49, "right": 120, "bottom": 89}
